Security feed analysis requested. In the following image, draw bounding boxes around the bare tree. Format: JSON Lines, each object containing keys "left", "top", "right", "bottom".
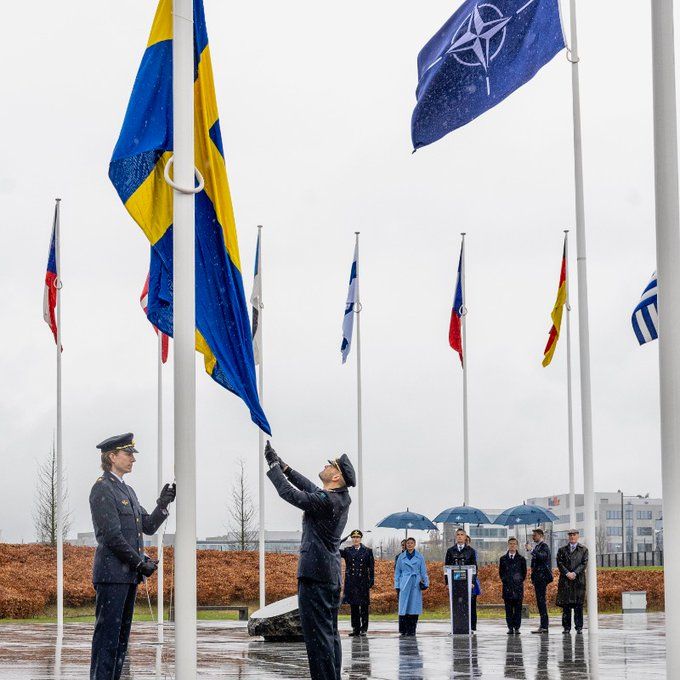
{"left": 595, "top": 524, "right": 608, "bottom": 555}
{"left": 228, "top": 459, "right": 257, "bottom": 550}
{"left": 33, "top": 442, "right": 71, "bottom": 545}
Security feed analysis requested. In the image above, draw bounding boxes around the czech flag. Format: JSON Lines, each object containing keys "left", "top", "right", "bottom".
{"left": 140, "top": 274, "right": 169, "bottom": 363}
{"left": 43, "top": 203, "right": 59, "bottom": 344}
{"left": 542, "top": 236, "right": 567, "bottom": 366}
{"left": 449, "top": 241, "right": 464, "bottom": 366}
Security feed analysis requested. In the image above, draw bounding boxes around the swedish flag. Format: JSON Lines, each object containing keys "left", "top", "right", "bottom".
{"left": 110, "top": 0, "right": 271, "bottom": 434}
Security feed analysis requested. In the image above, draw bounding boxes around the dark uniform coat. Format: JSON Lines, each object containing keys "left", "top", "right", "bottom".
{"left": 444, "top": 543, "right": 477, "bottom": 580}
{"left": 267, "top": 465, "right": 350, "bottom": 583}
{"left": 530, "top": 541, "right": 554, "bottom": 585}
{"left": 340, "top": 544, "right": 374, "bottom": 605}
{"left": 499, "top": 552, "right": 527, "bottom": 601}
{"left": 556, "top": 543, "right": 588, "bottom": 606}
{"left": 89, "top": 471, "right": 167, "bottom": 583}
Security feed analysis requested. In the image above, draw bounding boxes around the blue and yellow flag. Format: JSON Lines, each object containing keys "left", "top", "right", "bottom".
{"left": 109, "top": 0, "right": 271, "bottom": 434}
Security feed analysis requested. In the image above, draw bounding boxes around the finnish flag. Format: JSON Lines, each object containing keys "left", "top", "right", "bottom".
{"left": 341, "top": 243, "right": 358, "bottom": 364}
{"left": 632, "top": 273, "right": 658, "bottom": 345}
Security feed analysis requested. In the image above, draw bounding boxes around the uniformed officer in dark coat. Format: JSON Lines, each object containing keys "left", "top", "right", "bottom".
{"left": 526, "top": 527, "right": 553, "bottom": 634}
{"left": 499, "top": 537, "right": 527, "bottom": 634}
{"left": 556, "top": 529, "right": 588, "bottom": 633}
{"left": 89, "top": 433, "right": 176, "bottom": 680}
{"left": 444, "top": 528, "right": 478, "bottom": 631}
{"left": 264, "top": 440, "right": 354, "bottom": 680}
{"left": 340, "top": 529, "right": 375, "bottom": 636}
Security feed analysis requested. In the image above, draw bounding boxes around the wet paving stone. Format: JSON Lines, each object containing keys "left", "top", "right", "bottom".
{"left": 0, "top": 613, "right": 666, "bottom": 679}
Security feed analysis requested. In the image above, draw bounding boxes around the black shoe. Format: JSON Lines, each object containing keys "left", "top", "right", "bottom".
{"left": 400, "top": 633, "right": 407, "bottom": 638}
{"left": 563, "top": 629, "right": 571, "bottom": 635}
{"left": 514, "top": 629, "right": 521, "bottom": 635}
{"left": 576, "top": 629, "right": 583, "bottom": 634}
{"left": 349, "top": 630, "right": 360, "bottom": 637}
{"left": 359, "top": 631, "right": 367, "bottom": 637}
{"left": 507, "top": 629, "right": 514, "bottom": 635}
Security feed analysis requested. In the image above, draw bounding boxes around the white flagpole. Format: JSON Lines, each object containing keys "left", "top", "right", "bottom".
{"left": 460, "top": 233, "right": 469, "bottom": 509}
{"left": 568, "top": 0, "right": 598, "bottom": 633}
{"left": 55, "top": 197, "right": 63, "bottom": 631}
{"left": 354, "top": 232, "right": 365, "bottom": 531}
{"left": 257, "top": 225, "right": 266, "bottom": 610}
{"left": 564, "top": 231, "right": 576, "bottom": 529}
{"left": 172, "top": 0, "right": 197, "bottom": 675}
{"left": 651, "top": 2, "right": 680, "bottom": 676}
{"left": 156, "top": 332, "right": 164, "bottom": 643}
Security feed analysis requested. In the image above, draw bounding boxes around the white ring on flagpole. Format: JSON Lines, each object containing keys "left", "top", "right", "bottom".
{"left": 163, "top": 156, "right": 205, "bottom": 194}
{"left": 55, "top": 278, "right": 63, "bottom": 291}
{"left": 355, "top": 302, "right": 363, "bottom": 313}
{"left": 459, "top": 305, "right": 468, "bottom": 317}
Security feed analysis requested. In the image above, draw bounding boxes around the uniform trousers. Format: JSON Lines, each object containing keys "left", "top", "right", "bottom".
{"left": 298, "top": 578, "right": 342, "bottom": 680}
{"left": 562, "top": 604, "right": 584, "bottom": 631}
{"left": 350, "top": 604, "right": 369, "bottom": 633}
{"left": 398, "top": 614, "right": 419, "bottom": 636}
{"left": 504, "top": 598, "right": 523, "bottom": 630}
{"left": 90, "top": 582, "right": 137, "bottom": 680}
{"left": 533, "top": 581, "right": 549, "bottom": 629}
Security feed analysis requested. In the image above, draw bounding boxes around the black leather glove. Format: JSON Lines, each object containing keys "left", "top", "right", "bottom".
{"left": 138, "top": 559, "right": 158, "bottom": 577}
{"left": 264, "top": 440, "right": 279, "bottom": 467}
{"left": 157, "top": 482, "right": 176, "bottom": 509}
{"left": 419, "top": 581, "right": 428, "bottom": 591}
{"left": 395, "top": 588, "right": 400, "bottom": 596}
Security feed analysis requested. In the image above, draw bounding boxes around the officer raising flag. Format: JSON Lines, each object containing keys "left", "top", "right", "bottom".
{"left": 89, "top": 433, "right": 175, "bottom": 680}
{"left": 264, "top": 440, "right": 355, "bottom": 680}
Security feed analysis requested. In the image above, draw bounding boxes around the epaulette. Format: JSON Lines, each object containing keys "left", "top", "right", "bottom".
{"left": 96, "top": 476, "right": 104, "bottom": 482}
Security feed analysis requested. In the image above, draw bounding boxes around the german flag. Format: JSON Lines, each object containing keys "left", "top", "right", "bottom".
{"left": 542, "top": 237, "right": 567, "bottom": 367}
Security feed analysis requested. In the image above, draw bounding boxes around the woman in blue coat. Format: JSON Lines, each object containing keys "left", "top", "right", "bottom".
{"left": 394, "top": 537, "right": 429, "bottom": 636}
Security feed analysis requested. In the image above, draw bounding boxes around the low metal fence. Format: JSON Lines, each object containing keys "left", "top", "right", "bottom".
{"left": 596, "top": 550, "right": 663, "bottom": 567}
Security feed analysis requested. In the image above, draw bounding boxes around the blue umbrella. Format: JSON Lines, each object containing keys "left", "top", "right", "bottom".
{"left": 493, "top": 503, "right": 559, "bottom": 527}
{"left": 376, "top": 509, "right": 438, "bottom": 538}
{"left": 433, "top": 505, "right": 491, "bottom": 525}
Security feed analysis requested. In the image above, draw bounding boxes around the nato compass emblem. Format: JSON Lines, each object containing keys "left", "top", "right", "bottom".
{"left": 425, "top": 0, "right": 537, "bottom": 96}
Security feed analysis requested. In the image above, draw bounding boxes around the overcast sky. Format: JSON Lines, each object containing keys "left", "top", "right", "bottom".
{"left": 0, "top": 1, "right": 668, "bottom": 546}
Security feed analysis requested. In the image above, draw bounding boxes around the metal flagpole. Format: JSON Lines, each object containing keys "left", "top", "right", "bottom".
{"left": 257, "top": 225, "right": 266, "bottom": 610}
{"left": 55, "top": 197, "right": 63, "bottom": 631}
{"left": 564, "top": 230, "right": 576, "bottom": 529}
{"left": 172, "top": 0, "right": 197, "bottom": 675}
{"left": 354, "top": 232, "right": 365, "bottom": 531}
{"left": 568, "top": 0, "right": 598, "bottom": 633}
{"left": 651, "top": 2, "right": 680, "bottom": 675}
{"left": 460, "top": 233, "right": 469, "bottom": 508}
{"left": 156, "top": 332, "right": 164, "bottom": 643}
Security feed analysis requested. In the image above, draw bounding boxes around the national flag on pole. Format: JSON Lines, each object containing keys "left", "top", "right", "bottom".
{"left": 250, "top": 231, "right": 262, "bottom": 365}
{"left": 632, "top": 273, "right": 658, "bottom": 345}
{"left": 449, "top": 242, "right": 464, "bottom": 366}
{"left": 411, "top": 0, "right": 565, "bottom": 149}
{"left": 43, "top": 205, "right": 59, "bottom": 344}
{"left": 542, "top": 237, "right": 567, "bottom": 367}
{"left": 341, "top": 242, "right": 358, "bottom": 364}
{"left": 109, "top": 0, "right": 270, "bottom": 434}
{"left": 140, "top": 274, "right": 169, "bottom": 363}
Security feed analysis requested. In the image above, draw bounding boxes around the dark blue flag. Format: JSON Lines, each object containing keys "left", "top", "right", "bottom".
{"left": 412, "top": 0, "right": 565, "bottom": 149}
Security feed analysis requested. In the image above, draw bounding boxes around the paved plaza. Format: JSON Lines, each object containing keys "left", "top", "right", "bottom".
{"left": 0, "top": 614, "right": 666, "bottom": 679}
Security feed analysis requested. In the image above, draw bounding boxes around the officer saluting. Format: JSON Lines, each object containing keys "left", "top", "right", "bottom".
{"left": 340, "top": 530, "right": 374, "bottom": 637}
{"left": 89, "top": 433, "right": 176, "bottom": 680}
{"left": 264, "top": 440, "right": 355, "bottom": 680}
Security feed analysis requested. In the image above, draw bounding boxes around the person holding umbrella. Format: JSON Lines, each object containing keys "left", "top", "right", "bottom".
{"left": 525, "top": 528, "right": 553, "bottom": 634}
{"left": 394, "top": 537, "right": 429, "bottom": 636}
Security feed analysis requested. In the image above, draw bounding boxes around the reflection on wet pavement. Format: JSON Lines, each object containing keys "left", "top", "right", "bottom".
{"left": 0, "top": 614, "right": 666, "bottom": 679}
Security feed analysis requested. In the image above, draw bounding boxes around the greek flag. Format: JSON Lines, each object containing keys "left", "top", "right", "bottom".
{"left": 632, "top": 273, "right": 658, "bottom": 345}
{"left": 341, "top": 243, "right": 358, "bottom": 364}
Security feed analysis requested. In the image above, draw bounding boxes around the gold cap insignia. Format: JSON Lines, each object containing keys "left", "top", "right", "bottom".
{"left": 121, "top": 499, "right": 129, "bottom": 506}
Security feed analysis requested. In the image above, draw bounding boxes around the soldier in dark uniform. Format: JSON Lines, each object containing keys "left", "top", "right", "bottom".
{"left": 89, "top": 433, "right": 176, "bottom": 680}
{"left": 444, "top": 528, "right": 478, "bottom": 631}
{"left": 264, "top": 440, "right": 354, "bottom": 680}
{"left": 340, "top": 529, "right": 375, "bottom": 637}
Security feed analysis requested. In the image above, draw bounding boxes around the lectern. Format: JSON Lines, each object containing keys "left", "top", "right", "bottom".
{"left": 444, "top": 564, "right": 476, "bottom": 635}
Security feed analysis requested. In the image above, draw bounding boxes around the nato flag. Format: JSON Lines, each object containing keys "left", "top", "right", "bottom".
{"left": 411, "top": 0, "right": 565, "bottom": 149}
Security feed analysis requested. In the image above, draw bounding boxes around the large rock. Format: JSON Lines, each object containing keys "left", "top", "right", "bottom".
{"left": 248, "top": 595, "right": 304, "bottom": 642}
